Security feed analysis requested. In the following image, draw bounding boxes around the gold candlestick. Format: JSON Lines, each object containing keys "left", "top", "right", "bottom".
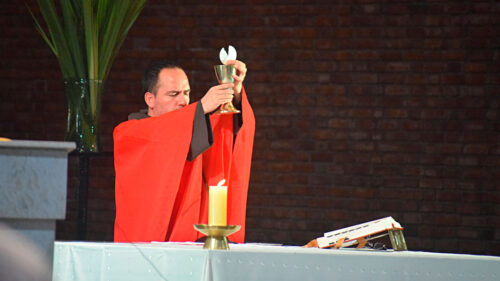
{"left": 194, "top": 224, "right": 241, "bottom": 250}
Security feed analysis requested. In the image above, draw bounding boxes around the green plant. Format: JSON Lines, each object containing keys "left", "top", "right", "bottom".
{"left": 28, "top": 0, "right": 146, "bottom": 151}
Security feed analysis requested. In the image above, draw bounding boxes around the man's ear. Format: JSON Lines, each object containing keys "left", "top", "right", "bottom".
{"left": 144, "top": 92, "right": 155, "bottom": 109}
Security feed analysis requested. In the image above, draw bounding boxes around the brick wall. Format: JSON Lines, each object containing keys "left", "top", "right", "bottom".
{"left": 1, "top": 0, "right": 499, "bottom": 255}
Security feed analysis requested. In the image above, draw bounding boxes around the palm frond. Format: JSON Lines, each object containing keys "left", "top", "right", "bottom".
{"left": 60, "top": 0, "right": 85, "bottom": 78}
{"left": 29, "top": 0, "right": 147, "bottom": 123}
{"left": 35, "top": 0, "right": 77, "bottom": 78}
{"left": 28, "top": 0, "right": 146, "bottom": 82}
{"left": 26, "top": 4, "right": 57, "bottom": 55}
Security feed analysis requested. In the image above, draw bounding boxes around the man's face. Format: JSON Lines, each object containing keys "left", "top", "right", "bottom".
{"left": 146, "top": 67, "right": 191, "bottom": 117}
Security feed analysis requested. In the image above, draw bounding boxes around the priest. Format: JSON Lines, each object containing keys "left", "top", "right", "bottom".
{"left": 113, "top": 60, "right": 254, "bottom": 243}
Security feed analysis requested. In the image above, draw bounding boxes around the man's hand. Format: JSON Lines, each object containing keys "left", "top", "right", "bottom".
{"left": 225, "top": 60, "right": 247, "bottom": 104}
{"left": 200, "top": 83, "right": 234, "bottom": 114}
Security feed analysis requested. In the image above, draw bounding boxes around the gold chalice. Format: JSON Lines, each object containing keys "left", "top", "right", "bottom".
{"left": 214, "top": 64, "right": 240, "bottom": 114}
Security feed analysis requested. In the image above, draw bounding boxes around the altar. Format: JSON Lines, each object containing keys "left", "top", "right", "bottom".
{"left": 53, "top": 241, "right": 500, "bottom": 281}
{"left": 0, "top": 140, "right": 74, "bottom": 260}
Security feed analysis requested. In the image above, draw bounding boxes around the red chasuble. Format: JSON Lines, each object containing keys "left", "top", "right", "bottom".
{"left": 113, "top": 89, "right": 255, "bottom": 243}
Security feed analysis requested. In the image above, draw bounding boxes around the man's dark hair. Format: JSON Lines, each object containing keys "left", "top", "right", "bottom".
{"left": 142, "top": 61, "right": 184, "bottom": 95}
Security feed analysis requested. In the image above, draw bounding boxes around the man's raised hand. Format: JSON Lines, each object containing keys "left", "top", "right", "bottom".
{"left": 200, "top": 83, "right": 234, "bottom": 114}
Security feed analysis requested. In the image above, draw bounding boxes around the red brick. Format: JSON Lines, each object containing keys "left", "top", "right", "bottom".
{"left": 459, "top": 240, "right": 486, "bottom": 254}
{"left": 328, "top": 118, "right": 350, "bottom": 129}
{"left": 384, "top": 85, "right": 408, "bottom": 95}
{"left": 463, "top": 144, "right": 489, "bottom": 154}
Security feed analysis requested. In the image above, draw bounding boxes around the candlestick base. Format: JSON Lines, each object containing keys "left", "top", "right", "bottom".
{"left": 194, "top": 224, "right": 241, "bottom": 250}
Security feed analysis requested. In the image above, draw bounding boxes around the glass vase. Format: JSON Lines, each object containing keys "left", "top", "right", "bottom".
{"left": 64, "top": 79, "right": 104, "bottom": 152}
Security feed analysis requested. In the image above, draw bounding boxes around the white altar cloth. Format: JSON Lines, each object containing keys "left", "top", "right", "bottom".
{"left": 53, "top": 241, "right": 500, "bottom": 281}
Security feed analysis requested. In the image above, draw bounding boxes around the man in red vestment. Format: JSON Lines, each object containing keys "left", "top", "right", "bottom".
{"left": 113, "top": 60, "right": 255, "bottom": 243}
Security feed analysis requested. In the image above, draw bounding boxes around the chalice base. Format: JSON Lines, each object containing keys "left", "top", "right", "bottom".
{"left": 194, "top": 224, "right": 241, "bottom": 250}
{"left": 214, "top": 102, "right": 240, "bottom": 115}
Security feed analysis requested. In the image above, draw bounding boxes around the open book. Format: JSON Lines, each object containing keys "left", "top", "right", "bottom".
{"left": 308, "top": 217, "right": 407, "bottom": 251}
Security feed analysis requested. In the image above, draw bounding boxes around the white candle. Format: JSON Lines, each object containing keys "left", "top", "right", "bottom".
{"left": 208, "top": 184, "right": 227, "bottom": 226}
